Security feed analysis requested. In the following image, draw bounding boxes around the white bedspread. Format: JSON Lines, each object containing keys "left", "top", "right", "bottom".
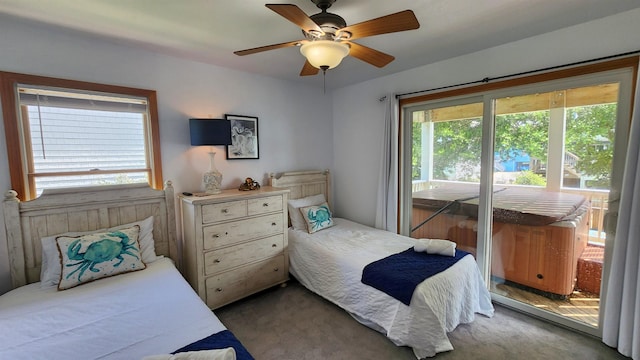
{"left": 0, "top": 258, "right": 226, "bottom": 360}
{"left": 289, "top": 218, "right": 494, "bottom": 359}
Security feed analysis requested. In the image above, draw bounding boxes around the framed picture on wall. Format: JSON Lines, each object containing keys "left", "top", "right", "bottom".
{"left": 225, "top": 114, "right": 259, "bottom": 159}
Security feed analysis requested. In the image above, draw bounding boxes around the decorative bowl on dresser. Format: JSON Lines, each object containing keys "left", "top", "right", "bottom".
{"left": 180, "top": 186, "right": 290, "bottom": 309}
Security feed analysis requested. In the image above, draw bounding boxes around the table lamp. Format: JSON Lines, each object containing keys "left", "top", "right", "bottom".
{"left": 189, "top": 119, "right": 232, "bottom": 194}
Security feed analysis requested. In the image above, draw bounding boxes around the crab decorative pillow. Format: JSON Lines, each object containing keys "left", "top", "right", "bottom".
{"left": 56, "top": 225, "right": 146, "bottom": 290}
{"left": 300, "top": 202, "right": 334, "bottom": 234}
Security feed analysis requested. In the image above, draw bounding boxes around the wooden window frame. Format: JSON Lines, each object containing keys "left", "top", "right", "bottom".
{"left": 0, "top": 71, "right": 163, "bottom": 200}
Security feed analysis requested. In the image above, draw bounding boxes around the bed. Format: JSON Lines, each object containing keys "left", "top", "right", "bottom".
{"left": 412, "top": 182, "right": 590, "bottom": 297}
{"left": 1, "top": 182, "right": 253, "bottom": 360}
{"left": 270, "top": 170, "right": 494, "bottom": 359}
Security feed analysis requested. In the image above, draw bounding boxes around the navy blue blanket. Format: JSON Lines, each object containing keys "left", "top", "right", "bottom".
{"left": 173, "top": 330, "right": 254, "bottom": 360}
{"left": 361, "top": 247, "right": 470, "bottom": 306}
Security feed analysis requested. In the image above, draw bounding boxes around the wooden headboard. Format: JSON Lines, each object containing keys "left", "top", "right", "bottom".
{"left": 3, "top": 182, "right": 178, "bottom": 289}
{"left": 270, "top": 170, "right": 331, "bottom": 204}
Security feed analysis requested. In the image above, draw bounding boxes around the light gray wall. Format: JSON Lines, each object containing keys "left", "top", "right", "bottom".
{"left": 0, "top": 16, "right": 332, "bottom": 294}
{"left": 331, "top": 8, "right": 640, "bottom": 227}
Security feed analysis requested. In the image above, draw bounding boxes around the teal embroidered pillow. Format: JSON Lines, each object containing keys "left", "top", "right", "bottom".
{"left": 56, "top": 225, "right": 145, "bottom": 290}
{"left": 300, "top": 202, "right": 334, "bottom": 234}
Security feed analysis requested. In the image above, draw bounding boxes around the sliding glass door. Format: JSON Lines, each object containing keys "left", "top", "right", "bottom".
{"left": 402, "top": 66, "right": 635, "bottom": 335}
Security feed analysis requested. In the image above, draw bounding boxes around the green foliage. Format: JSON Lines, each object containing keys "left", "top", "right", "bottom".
{"left": 514, "top": 171, "right": 547, "bottom": 186}
{"left": 432, "top": 118, "right": 482, "bottom": 181}
{"left": 495, "top": 112, "right": 549, "bottom": 162}
{"left": 412, "top": 121, "right": 421, "bottom": 180}
{"left": 565, "top": 104, "right": 616, "bottom": 189}
{"left": 412, "top": 103, "right": 616, "bottom": 189}
{"left": 426, "top": 111, "right": 549, "bottom": 181}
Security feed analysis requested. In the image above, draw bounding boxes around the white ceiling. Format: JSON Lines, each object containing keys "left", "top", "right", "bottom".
{"left": 1, "top": 0, "right": 640, "bottom": 89}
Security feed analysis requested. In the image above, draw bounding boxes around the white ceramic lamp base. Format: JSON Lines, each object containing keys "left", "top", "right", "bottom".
{"left": 203, "top": 152, "right": 222, "bottom": 194}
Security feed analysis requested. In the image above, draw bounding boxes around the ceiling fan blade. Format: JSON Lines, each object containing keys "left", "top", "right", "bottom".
{"left": 300, "top": 60, "right": 320, "bottom": 76}
{"left": 347, "top": 41, "right": 395, "bottom": 68}
{"left": 266, "top": 4, "right": 323, "bottom": 34}
{"left": 234, "top": 40, "right": 301, "bottom": 56}
{"left": 338, "top": 10, "right": 419, "bottom": 41}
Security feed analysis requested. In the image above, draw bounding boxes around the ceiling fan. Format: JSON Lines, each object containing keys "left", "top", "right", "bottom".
{"left": 234, "top": 0, "right": 420, "bottom": 76}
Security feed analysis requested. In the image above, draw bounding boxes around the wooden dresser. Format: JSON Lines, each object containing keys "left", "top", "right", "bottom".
{"left": 180, "top": 186, "right": 290, "bottom": 309}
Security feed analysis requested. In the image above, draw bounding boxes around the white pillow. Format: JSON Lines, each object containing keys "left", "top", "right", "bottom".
{"left": 40, "top": 216, "right": 157, "bottom": 288}
{"left": 287, "top": 194, "right": 326, "bottom": 230}
{"left": 56, "top": 225, "right": 145, "bottom": 290}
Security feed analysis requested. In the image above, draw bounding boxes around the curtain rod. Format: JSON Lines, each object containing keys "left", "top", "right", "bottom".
{"left": 395, "top": 49, "right": 640, "bottom": 99}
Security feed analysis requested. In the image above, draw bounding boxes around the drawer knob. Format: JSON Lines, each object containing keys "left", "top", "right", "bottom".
{"left": 274, "top": 267, "right": 279, "bottom": 272}
{"left": 537, "top": 273, "right": 544, "bottom": 279}
{"left": 221, "top": 209, "right": 228, "bottom": 213}
{"left": 272, "top": 244, "right": 277, "bottom": 248}
{"left": 212, "top": 234, "right": 220, "bottom": 238}
{"left": 214, "top": 259, "right": 221, "bottom": 263}
{"left": 216, "top": 288, "right": 223, "bottom": 292}
{"left": 271, "top": 222, "right": 277, "bottom": 226}
{"left": 263, "top": 203, "right": 269, "bottom": 207}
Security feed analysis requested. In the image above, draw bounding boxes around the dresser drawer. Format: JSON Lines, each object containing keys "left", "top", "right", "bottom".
{"left": 204, "top": 234, "right": 284, "bottom": 275}
{"left": 203, "top": 213, "right": 284, "bottom": 250}
{"left": 205, "top": 255, "right": 286, "bottom": 309}
{"left": 202, "top": 200, "right": 247, "bottom": 224}
{"left": 248, "top": 195, "right": 283, "bottom": 216}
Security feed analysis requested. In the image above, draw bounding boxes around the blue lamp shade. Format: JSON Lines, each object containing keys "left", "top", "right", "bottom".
{"left": 189, "top": 119, "right": 232, "bottom": 146}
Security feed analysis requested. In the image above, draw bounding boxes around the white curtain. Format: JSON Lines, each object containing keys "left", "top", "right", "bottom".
{"left": 602, "top": 61, "right": 640, "bottom": 360}
{"left": 375, "top": 94, "right": 399, "bottom": 232}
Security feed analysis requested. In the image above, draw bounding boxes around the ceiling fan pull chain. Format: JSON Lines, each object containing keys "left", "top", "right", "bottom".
{"left": 321, "top": 65, "right": 329, "bottom": 94}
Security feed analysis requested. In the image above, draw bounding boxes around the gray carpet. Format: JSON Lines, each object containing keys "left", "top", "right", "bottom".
{"left": 215, "top": 280, "right": 627, "bottom": 360}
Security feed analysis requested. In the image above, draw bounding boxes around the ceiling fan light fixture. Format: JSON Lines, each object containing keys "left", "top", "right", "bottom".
{"left": 300, "top": 40, "right": 349, "bottom": 70}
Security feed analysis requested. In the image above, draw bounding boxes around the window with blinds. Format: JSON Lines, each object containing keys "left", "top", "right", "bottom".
{"left": 18, "top": 87, "right": 151, "bottom": 196}
{"left": 0, "top": 71, "right": 163, "bottom": 200}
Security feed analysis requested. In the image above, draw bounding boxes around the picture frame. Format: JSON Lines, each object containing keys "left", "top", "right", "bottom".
{"left": 225, "top": 114, "right": 259, "bottom": 159}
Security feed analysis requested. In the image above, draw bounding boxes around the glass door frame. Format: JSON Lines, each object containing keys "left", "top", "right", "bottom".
{"left": 401, "top": 95, "right": 489, "bottom": 274}
{"left": 399, "top": 66, "right": 635, "bottom": 338}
